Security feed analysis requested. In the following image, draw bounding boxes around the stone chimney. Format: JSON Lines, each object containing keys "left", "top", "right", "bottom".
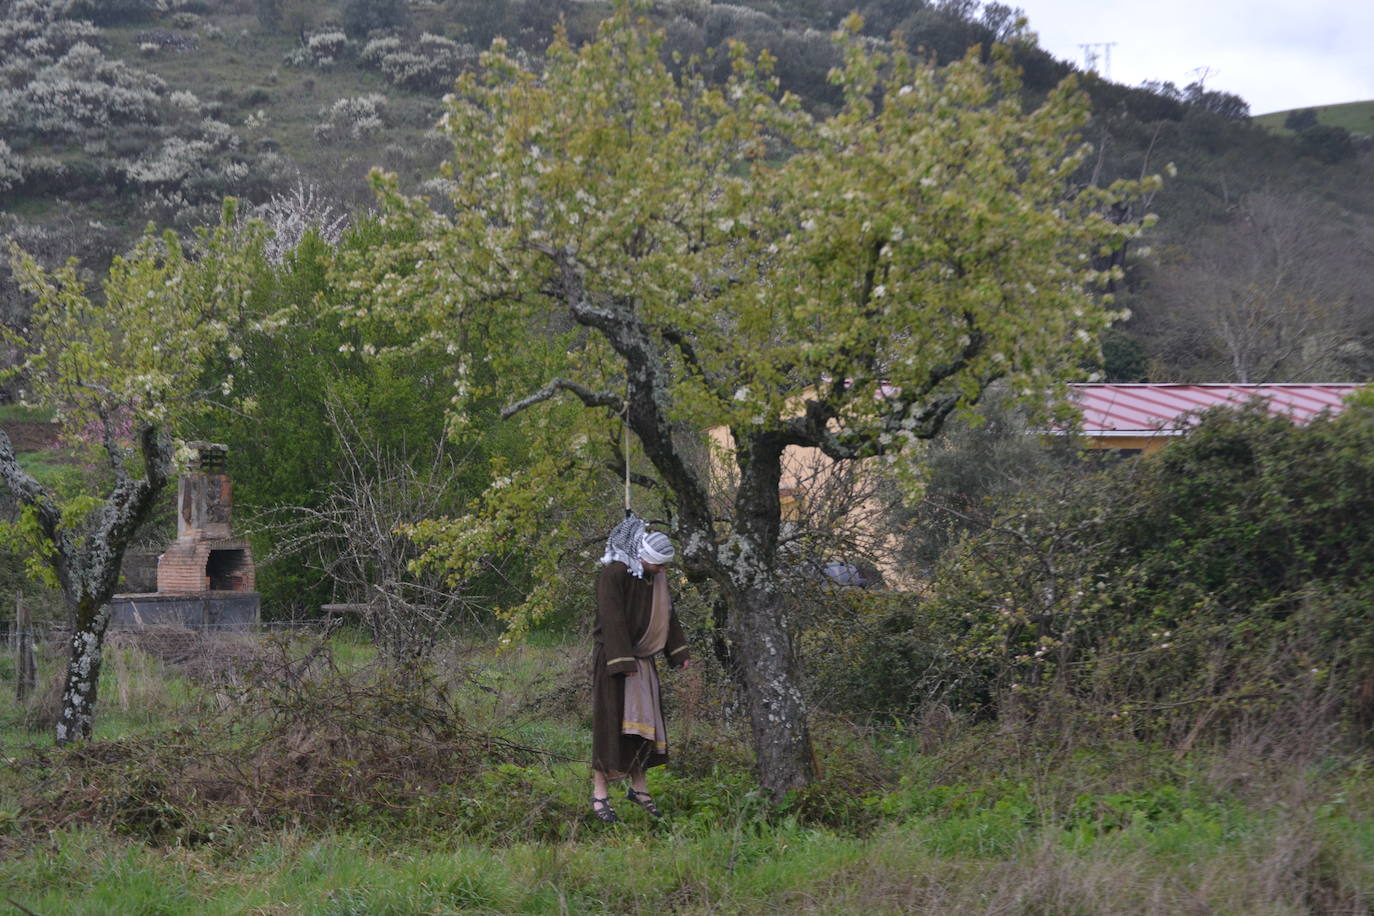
{"left": 155, "top": 442, "right": 256, "bottom": 594}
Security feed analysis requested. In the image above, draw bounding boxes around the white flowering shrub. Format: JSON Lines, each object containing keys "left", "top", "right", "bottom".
{"left": 122, "top": 136, "right": 215, "bottom": 185}
{"left": 0, "top": 41, "right": 166, "bottom": 140}
{"left": 305, "top": 30, "right": 349, "bottom": 67}
{"left": 121, "top": 115, "right": 242, "bottom": 194}
{"left": 661, "top": 0, "right": 709, "bottom": 18}
{"left": 17, "top": 153, "right": 64, "bottom": 189}
{"left": 250, "top": 182, "right": 348, "bottom": 263}
{"left": 167, "top": 89, "right": 200, "bottom": 112}
{"left": 221, "top": 160, "right": 250, "bottom": 183}
{"left": 313, "top": 93, "right": 387, "bottom": 143}
{"left": 376, "top": 33, "right": 474, "bottom": 92}
{"left": 360, "top": 35, "right": 401, "bottom": 66}
{"left": 0, "top": 9, "right": 101, "bottom": 69}
{"left": 198, "top": 117, "right": 238, "bottom": 148}
{"left": 0, "top": 139, "right": 21, "bottom": 192}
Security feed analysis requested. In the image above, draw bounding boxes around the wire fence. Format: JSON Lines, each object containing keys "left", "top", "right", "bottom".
{"left": 1, "top": 617, "right": 346, "bottom": 652}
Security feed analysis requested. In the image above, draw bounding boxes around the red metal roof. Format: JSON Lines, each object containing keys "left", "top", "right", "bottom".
{"left": 1070, "top": 384, "right": 1360, "bottom": 438}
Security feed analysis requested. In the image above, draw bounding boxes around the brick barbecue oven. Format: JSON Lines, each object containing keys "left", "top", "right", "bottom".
{"left": 110, "top": 442, "right": 260, "bottom": 629}
{"left": 156, "top": 442, "right": 256, "bottom": 593}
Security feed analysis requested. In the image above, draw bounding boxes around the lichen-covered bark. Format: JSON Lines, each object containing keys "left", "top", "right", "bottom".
{"left": 0, "top": 424, "right": 171, "bottom": 744}
{"left": 55, "top": 598, "right": 111, "bottom": 743}
{"left": 722, "top": 428, "right": 816, "bottom": 798}
{"left": 726, "top": 581, "right": 814, "bottom": 798}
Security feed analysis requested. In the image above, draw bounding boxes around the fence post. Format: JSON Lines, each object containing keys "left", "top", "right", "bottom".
{"left": 16, "top": 593, "right": 37, "bottom": 702}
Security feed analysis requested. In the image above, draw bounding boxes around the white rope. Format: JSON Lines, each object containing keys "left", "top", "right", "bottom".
{"left": 623, "top": 385, "right": 632, "bottom": 516}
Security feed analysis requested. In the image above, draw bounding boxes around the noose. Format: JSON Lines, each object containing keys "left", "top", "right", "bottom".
{"left": 623, "top": 379, "right": 633, "bottom": 518}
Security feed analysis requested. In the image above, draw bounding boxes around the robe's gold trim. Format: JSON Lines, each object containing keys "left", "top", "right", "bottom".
{"left": 607, "top": 656, "right": 635, "bottom": 666}
{"left": 669, "top": 645, "right": 689, "bottom": 655}
{"left": 621, "top": 722, "right": 668, "bottom": 754}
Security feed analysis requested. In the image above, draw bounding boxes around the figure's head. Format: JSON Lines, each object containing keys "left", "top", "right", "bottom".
{"left": 638, "top": 531, "right": 674, "bottom": 573}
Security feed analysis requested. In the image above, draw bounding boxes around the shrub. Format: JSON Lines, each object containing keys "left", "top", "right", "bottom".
{"left": 67, "top": 0, "right": 162, "bottom": 25}
{"left": 304, "top": 29, "right": 349, "bottom": 68}
{"left": 377, "top": 33, "right": 474, "bottom": 92}
{"left": 921, "top": 404, "right": 1374, "bottom": 743}
{"left": 341, "top": 0, "right": 408, "bottom": 40}
{"left": 0, "top": 139, "right": 21, "bottom": 192}
{"left": 167, "top": 88, "right": 200, "bottom": 112}
{"left": 1284, "top": 108, "right": 1319, "bottom": 132}
{"left": 360, "top": 35, "right": 401, "bottom": 66}
{"left": 313, "top": 93, "right": 387, "bottom": 143}
{"left": 1299, "top": 124, "right": 1356, "bottom": 164}
{"left": 0, "top": 42, "right": 166, "bottom": 141}
{"left": 0, "top": 11, "right": 102, "bottom": 72}
{"left": 122, "top": 137, "right": 215, "bottom": 185}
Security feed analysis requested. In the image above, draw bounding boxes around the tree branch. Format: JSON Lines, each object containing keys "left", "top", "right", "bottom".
{"left": 94, "top": 401, "right": 129, "bottom": 485}
{"left": 81, "top": 423, "right": 172, "bottom": 601}
{"left": 501, "top": 377, "right": 622, "bottom": 420}
{"left": 0, "top": 427, "right": 76, "bottom": 589}
{"left": 540, "top": 246, "right": 718, "bottom": 570}
{"left": 785, "top": 317, "right": 992, "bottom": 461}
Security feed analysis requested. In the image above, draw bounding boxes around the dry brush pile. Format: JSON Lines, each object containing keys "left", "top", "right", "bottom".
{"left": 6, "top": 636, "right": 573, "bottom": 846}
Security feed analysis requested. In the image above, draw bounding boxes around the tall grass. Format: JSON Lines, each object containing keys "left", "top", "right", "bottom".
{"left": 1, "top": 631, "right": 1372, "bottom": 914}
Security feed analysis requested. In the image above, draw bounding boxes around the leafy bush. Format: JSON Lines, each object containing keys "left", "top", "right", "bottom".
{"left": 1284, "top": 108, "right": 1319, "bottom": 132}
{"left": 921, "top": 403, "right": 1374, "bottom": 742}
{"left": 1299, "top": 123, "right": 1356, "bottom": 164}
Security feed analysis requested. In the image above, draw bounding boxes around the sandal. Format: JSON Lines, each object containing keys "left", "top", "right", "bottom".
{"left": 625, "top": 785, "right": 663, "bottom": 818}
{"left": 591, "top": 795, "right": 619, "bottom": 823}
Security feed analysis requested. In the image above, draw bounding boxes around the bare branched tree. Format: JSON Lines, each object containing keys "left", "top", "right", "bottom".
{"left": 251, "top": 182, "right": 349, "bottom": 265}
{"left": 1142, "top": 191, "right": 1374, "bottom": 382}
{"left": 255, "top": 399, "right": 482, "bottom": 662}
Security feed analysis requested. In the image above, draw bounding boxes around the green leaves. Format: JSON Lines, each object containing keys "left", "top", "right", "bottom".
{"left": 350, "top": 1, "right": 1159, "bottom": 626}
{"left": 8, "top": 199, "right": 270, "bottom": 432}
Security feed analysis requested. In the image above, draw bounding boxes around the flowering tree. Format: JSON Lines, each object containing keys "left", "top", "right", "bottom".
{"left": 349, "top": 4, "right": 1157, "bottom": 797}
{"left": 0, "top": 202, "right": 269, "bottom": 742}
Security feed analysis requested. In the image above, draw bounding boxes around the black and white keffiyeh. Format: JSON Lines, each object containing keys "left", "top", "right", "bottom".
{"left": 601, "top": 513, "right": 674, "bottom": 578}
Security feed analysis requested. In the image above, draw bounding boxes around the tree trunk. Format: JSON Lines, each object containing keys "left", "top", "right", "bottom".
{"left": 718, "top": 430, "right": 817, "bottom": 799}
{"left": 726, "top": 581, "right": 815, "bottom": 800}
{"left": 55, "top": 596, "right": 112, "bottom": 744}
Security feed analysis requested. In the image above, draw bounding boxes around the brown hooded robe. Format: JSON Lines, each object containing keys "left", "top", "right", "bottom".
{"left": 591, "top": 561, "right": 690, "bottom": 776}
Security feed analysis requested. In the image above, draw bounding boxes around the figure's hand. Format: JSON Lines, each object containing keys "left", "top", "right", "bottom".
{"left": 680, "top": 659, "right": 690, "bottom": 670}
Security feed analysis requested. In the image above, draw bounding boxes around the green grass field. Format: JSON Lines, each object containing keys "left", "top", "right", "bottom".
{"left": 1254, "top": 99, "right": 1374, "bottom": 134}
{"left": 3, "top": 628, "right": 1373, "bottom": 914}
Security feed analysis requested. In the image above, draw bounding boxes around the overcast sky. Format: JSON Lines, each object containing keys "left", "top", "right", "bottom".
{"left": 1019, "top": 0, "right": 1374, "bottom": 115}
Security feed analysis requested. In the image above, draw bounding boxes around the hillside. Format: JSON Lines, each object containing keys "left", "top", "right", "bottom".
{"left": 1254, "top": 98, "right": 1374, "bottom": 135}
{"left": 3, "top": 0, "right": 1374, "bottom": 386}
